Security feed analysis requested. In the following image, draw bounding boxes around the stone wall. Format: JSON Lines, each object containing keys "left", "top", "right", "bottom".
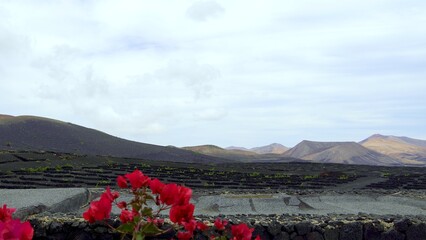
{"left": 28, "top": 215, "right": 426, "bottom": 240}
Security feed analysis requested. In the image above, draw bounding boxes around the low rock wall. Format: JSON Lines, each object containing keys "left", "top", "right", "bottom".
{"left": 28, "top": 214, "right": 426, "bottom": 240}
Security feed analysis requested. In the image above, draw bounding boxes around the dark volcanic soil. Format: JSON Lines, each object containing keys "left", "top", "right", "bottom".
{"left": 1, "top": 150, "right": 425, "bottom": 192}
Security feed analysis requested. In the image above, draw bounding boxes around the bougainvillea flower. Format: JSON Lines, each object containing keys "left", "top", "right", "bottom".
{"left": 119, "top": 209, "right": 134, "bottom": 224}
{"left": 231, "top": 223, "right": 254, "bottom": 240}
{"left": 117, "top": 176, "right": 128, "bottom": 188}
{"left": 197, "top": 221, "right": 209, "bottom": 231}
{"left": 183, "top": 219, "right": 197, "bottom": 233}
{"left": 214, "top": 218, "right": 228, "bottom": 231}
{"left": 175, "top": 185, "right": 192, "bottom": 206}
{"left": 0, "top": 204, "right": 15, "bottom": 221}
{"left": 152, "top": 218, "right": 164, "bottom": 227}
{"left": 147, "top": 217, "right": 165, "bottom": 227}
{"left": 125, "top": 169, "right": 150, "bottom": 190}
{"left": 101, "top": 187, "right": 119, "bottom": 201}
{"left": 169, "top": 203, "right": 195, "bottom": 224}
{"left": 0, "top": 219, "right": 34, "bottom": 240}
{"left": 83, "top": 188, "right": 114, "bottom": 223}
{"left": 116, "top": 201, "right": 127, "bottom": 209}
{"left": 149, "top": 178, "right": 165, "bottom": 195}
{"left": 159, "top": 183, "right": 179, "bottom": 205}
{"left": 177, "top": 230, "right": 193, "bottom": 240}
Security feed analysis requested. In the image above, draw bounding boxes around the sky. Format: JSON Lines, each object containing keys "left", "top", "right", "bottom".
{"left": 1, "top": 0, "right": 426, "bottom": 148}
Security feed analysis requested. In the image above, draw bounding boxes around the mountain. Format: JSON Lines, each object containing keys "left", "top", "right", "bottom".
{"left": 250, "top": 143, "right": 289, "bottom": 154}
{"left": 226, "top": 143, "right": 289, "bottom": 154}
{"left": 0, "top": 114, "right": 228, "bottom": 163}
{"left": 360, "top": 134, "right": 426, "bottom": 164}
{"left": 226, "top": 146, "right": 250, "bottom": 151}
{"left": 183, "top": 145, "right": 291, "bottom": 162}
{"left": 284, "top": 140, "right": 401, "bottom": 166}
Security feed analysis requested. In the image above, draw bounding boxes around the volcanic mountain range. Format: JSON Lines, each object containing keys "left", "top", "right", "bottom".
{"left": 1, "top": 114, "right": 426, "bottom": 166}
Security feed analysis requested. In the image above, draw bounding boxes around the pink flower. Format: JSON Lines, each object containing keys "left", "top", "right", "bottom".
{"left": 119, "top": 209, "right": 134, "bottom": 224}
{"left": 125, "top": 169, "right": 150, "bottom": 190}
{"left": 214, "top": 218, "right": 228, "bottom": 231}
{"left": 169, "top": 204, "right": 195, "bottom": 224}
{"left": 0, "top": 204, "right": 15, "bottom": 222}
{"left": 117, "top": 176, "right": 128, "bottom": 188}
{"left": 149, "top": 178, "right": 165, "bottom": 195}
{"left": 231, "top": 223, "right": 254, "bottom": 240}
{"left": 0, "top": 219, "right": 34, "bottom": 240}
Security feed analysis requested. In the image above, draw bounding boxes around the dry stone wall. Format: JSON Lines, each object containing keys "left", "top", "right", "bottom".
{"left": 28, "top": 214, "right": 426, "bottom": 240}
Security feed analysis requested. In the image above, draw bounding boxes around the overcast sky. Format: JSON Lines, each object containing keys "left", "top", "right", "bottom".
{"left": 1, "top": 0, "right": 426, "bottom": 148}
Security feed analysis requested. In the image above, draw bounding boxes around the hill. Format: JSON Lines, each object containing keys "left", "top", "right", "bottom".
{"left": 250, "top": 143, "right": 289, "bottom": 154}
{"left": 0, "top": 114, "right": 228, "bottom": 163}
{"left": 360, "top": 134, "right": 426, "bottom": 165}
{"left": 226, "top": 143, "right": 288, "bottom": 154}
{"left": 183, "top": 145, "right": 291, "bottom": 162}
{"left": 284, "top": 140, "right": 401, "bottom": 166}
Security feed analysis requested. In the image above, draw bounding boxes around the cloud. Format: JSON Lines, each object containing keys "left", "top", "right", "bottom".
{"left": 194, "top": 108, "right": 227, "bottom": 121}
{"left": 186, "top": 0, "right": 225, "bottom": 22}
{"left": 146, "top": 59, "right": 221, "bottom": 99}
{"left": 0, "top": 0, "right": 426, "bottom": 147}
{"left": 33, "top": 46, "right": 110, "bottom": 100}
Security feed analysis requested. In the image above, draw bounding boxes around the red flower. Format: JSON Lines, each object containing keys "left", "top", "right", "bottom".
{"left": 0, "top": 219, "right": 34, "bottom": 240}
{"left": 125, "top": 169, "right": 150, "bottom": 190}
{"left": 231, "top": 223, "right": 254, "bottom": 240}
{"left": 177, "top": 231, "right": 193, "bottom": 240}
{"left": 0, "top": 204, "right": 15, "bottom": 221}
{"left": 149, "top": 178, "right": 165, "bottom": 194}
{"left": 101, "top": 186, "right": 119, "bottom": 201}
{"left": 119, "top": 209, "right": 134, "bottom": 224}
{"left": 175, "top": 185, "right": 192, "bottom": 206}
{"left": 83, "top": 188, "right": 114, "bottom": 223}
{"left": 214, "top": 218, "right": 228, "bottom": 231}
{"left": 155, "top": 218, "right": 164, "bottom": 226}
{"left": 169, "top": 204, "right": 195, "bottom": 224}
{"left": 116, "top": 201, "right": 127, "bottom": 209}
{"left": 160, "top": 183, "right": 179, "bottom": 205}
{"left": 147, "top": 217, "right": 164, "bottom": 227}
{"left": 197, "top": 221, "right": 209, "bottom": 231}
{"left": 254, "top": 235, "right": 261, "bottom": 240}
{"left": 183, "top": 219, "right": 197, "bottom": 232}
{"left": 117, "top": 176, "right": 128, "bottom": 188}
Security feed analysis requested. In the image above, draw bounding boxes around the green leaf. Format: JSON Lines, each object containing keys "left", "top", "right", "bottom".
{"left": 135, "top": 233, "right": 144, "bottom": 240}
{"left": 116, "top": 223, "right": 135, "bottom": 233}
{"left": 141, "top": 207, "right": 153, "bottom": 217}
{"left": 141, "top": 222, "right": 161, "bottom": 235}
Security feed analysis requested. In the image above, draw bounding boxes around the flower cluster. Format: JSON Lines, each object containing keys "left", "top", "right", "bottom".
{"left": 0, "top": 204, "right": 34, "bottom": 240}
{"left": 83, "top": 169, "right": 259, "bottom": 240}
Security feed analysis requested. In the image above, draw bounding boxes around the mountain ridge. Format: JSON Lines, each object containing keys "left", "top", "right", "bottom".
{"left": 1, "top": 114, "right": 426, "bottom": 166}
{"left": 226, "top": 143, "right": 289, "bottom": 154}
{"left": 360, "top": 134, "right": 426, "bottom": 165}
{"left": 0, "top": 115, "right": 229, "bottom": 164}
{"left": 283, "top": 140, "right": 401, "bottom": 166}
